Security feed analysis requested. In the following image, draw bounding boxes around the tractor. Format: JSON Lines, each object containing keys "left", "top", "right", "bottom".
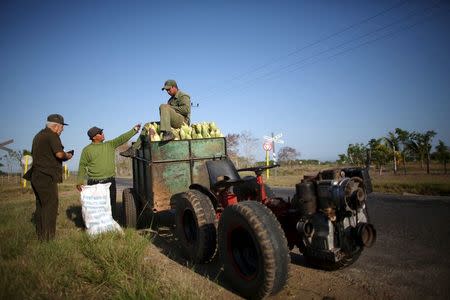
{"left": 123, "top": 137, "right": 376, "bottom": 299}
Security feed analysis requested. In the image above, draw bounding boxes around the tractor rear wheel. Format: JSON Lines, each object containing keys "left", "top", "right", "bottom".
{"left": 218, "top": 201, "right": 290, "bottom": 299}
{"left": 172, "top": 190, "right": 217, "bottom": 263}
{"left": 122, "top": 188, "right": 139, "bottom": 228}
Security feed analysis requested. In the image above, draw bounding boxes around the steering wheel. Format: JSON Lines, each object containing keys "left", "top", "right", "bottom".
{"left": 237, "top": 164, "right": 280, "bottom": 175}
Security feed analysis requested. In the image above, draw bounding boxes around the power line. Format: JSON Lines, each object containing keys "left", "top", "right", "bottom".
{"left": 261, "top": 1, "right": 443, "bottom": 82}
{"left": 205, "top": 1, "right": 446, "bottom": 97}
{"left": 201, "top": 0, "right": 411, "bottom": 98}
{"left": 299, "top": 5, "right": 450, "bottom": 76}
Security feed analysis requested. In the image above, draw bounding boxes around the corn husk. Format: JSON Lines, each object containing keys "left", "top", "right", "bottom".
{"left": 148, "top": 121, "right": 223, "bottom": 141}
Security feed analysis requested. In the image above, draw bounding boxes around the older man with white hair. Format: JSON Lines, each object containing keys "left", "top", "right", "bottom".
{"left": 25, "top": 114, "right": 74, "bottom": 241}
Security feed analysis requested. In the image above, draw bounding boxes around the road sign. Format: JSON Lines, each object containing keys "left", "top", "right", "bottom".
{"left": 263, "top": 142, "right": 272, "bottom": 151}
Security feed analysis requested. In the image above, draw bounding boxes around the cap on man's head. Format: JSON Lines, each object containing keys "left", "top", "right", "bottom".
{"left": 47, "top": 114, "right": 68, "bottom": 125}
{"left": 161, "top": 79, "right": 177, "bottom": 90}
{"left": 87, "top": 126, "right": 103, "bottom": 139}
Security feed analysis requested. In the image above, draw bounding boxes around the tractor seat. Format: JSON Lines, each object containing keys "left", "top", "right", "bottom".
{"left": 206, "top": 159, "right": 243, "bottom": 191}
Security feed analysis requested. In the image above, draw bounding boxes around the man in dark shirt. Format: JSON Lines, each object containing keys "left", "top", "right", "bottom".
{"left": 27, "top": 114, "right": 73, "bottom": 241}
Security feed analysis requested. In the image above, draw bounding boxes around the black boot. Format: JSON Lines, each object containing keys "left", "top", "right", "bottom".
{"left": 120, "top": 147, "right": 136, "bottom": 158}
{"left": 162, "top": 131, "right": 174, "bottom": 141}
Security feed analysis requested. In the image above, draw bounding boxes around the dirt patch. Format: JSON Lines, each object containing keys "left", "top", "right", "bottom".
{"left": 142, "top": 226, "right": 387, "bottom": 300}
{"left": 271, "top": 252, "right": 390, "bottom": 299}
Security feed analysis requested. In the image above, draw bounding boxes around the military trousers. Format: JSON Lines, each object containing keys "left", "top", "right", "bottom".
{"left": 132, "top": 105, "right": 187, "bottom": 150}
{"left": 159, "top": 104, "right": 186, "bottom": 132}
{"left": 31, "top": 170, "right": 59, "bottom": 242}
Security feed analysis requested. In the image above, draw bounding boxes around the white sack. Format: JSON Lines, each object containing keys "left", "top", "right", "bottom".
{"left": 80, "top": 183, "right": 123, "bottom": 236}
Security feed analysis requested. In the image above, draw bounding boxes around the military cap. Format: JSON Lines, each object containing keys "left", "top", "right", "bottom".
{"left": 87, "top": 126, "right": 103, "bottom": 139}
{"left": 47, "top": 114, "right": 68, "bottom": 125}
{"left": 162, "top": 79, "right": 177, "bottom": 90}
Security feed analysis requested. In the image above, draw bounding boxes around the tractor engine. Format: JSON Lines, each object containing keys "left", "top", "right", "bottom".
{"left": 290, "top": 168, "right": 376, "bottom": 269}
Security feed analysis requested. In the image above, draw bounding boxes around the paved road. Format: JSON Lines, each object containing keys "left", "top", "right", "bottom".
{"left": 275, "top": 187, "right": 450, "bottom": 299}
{"left": 117, "top": 178, "right": 450, "bottom": 299}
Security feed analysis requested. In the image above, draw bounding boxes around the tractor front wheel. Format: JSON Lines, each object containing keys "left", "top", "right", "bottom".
{"left": 218, "top": 201, "right": 290, "bottom": 299}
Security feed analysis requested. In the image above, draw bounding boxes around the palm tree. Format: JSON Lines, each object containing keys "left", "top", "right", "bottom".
{"left": 410, "top": 131, "right": 436, "bottom": 174}
{"left": 434, "top": 140, "right": 450, "bottom": 174}
{"left": 384, "top": 131, "right": 399, "bottom": 174}
{"left": 395, "top": 128, "right": 411, "bottom": 174}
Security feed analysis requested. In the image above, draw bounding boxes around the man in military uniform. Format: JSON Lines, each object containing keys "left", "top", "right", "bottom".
{"left": 27, "top": 114, "right": 73, "bottom": 241}
{"left": 76, "top": 124, "right": 140, "bottom": 221}
{"left": 120, "top": 79, "right": 190, "bottom": 157}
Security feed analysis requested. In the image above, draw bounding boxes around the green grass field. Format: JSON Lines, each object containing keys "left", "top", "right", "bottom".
{"left": 1, "top": 162, "right": 449, "bottom": 298}
{"left": 264, "top": 163, "right": 450, "bottom": 196}
{"left": 0, "top": 177, "right": 225, "bottom": 300}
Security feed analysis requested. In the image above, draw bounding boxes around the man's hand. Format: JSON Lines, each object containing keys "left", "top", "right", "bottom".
{"left": 55, "top": 151, "right": 73, "bottom": 161}
{"left": 76, "top": 184, "right": 83, "bottom": 192}
{"left": 66, "top": 151, "right": 73, "bottom": 160}
{"left": 134, "top": 124, "right": 142, "bottom": 132}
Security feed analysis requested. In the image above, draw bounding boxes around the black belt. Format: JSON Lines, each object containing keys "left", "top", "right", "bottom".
{"left": 87, "top": 177, "right": 115, "bottom": 184}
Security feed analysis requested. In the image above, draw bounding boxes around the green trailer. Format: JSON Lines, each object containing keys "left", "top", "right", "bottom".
{"left": 122, "top": 137, "right": 227, "bottom": 227}
{"left": 122, "top": 135, "right": 291, "bottom": 299}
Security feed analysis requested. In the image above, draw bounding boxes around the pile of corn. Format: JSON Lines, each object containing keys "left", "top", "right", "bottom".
{"left": 144, "top": 122, "right": 224, "bottom": 141}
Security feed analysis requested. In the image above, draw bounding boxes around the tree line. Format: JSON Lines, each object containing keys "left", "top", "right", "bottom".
{"left": 337, "top": 128, "right": 449, "bottom": 174}
{"left": 224, "top": 129, "right": 449, "bottom": 175}
{"left": 0, "top": 149, "right": 31, "bottom": 175}
{"left": 2, "top": 129, "right": 448, "bottom": 176}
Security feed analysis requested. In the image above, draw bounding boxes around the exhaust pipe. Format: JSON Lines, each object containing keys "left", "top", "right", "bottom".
{"left": 354, "top": 223, "right": 376, "bottom": 248}
{"left": 296, "top": 220, "right": 314, "bottom": 237}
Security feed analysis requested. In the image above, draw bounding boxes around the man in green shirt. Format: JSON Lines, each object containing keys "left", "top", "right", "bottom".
{"left": 120, "top": 79, "right": 190, "bottom": 157}
{"left": 77, "top": 124, "right": 140, "bottom": 220}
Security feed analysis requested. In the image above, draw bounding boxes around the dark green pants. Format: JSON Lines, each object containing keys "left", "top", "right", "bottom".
{"left": 31, "top": 170, "right": 59, "bottom": 241}
{"left": 132, "top": 105, "right": 187, "bottom": 149}
{"left": 159, "top": 104, "right": 186, "bottom": 132}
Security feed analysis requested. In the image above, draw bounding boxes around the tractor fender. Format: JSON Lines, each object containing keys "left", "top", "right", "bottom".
{"left": 189, "top": 183, "right": 218, "bottom": 210}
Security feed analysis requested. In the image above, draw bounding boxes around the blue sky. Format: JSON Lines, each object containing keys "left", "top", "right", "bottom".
{"left": 1, "top": 0, "right": 449, "bottom": 171}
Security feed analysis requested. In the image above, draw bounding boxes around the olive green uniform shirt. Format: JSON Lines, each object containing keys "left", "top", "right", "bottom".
{"left": 77, "top": 128, "right": 137, "bottom": 184}
{"left": 168, "top": 90, "right": 191, "bottom": 124}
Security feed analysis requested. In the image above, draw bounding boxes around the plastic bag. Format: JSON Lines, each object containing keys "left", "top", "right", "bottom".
{"left": 80, "top": 183, "right": 123, "bottom": 236}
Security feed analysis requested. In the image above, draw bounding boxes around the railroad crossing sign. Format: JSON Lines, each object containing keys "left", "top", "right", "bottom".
{"left": 263, "top": 133, "right": 284, "bottom": 144}
{"left": 263, "top": 133, "right": 284, "bottom": 162}
{"left": 263, "top": 142, "right": 272, "bottom": 151}
{"left": 0, "top": 139, "right": 13, "bottom": 153}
